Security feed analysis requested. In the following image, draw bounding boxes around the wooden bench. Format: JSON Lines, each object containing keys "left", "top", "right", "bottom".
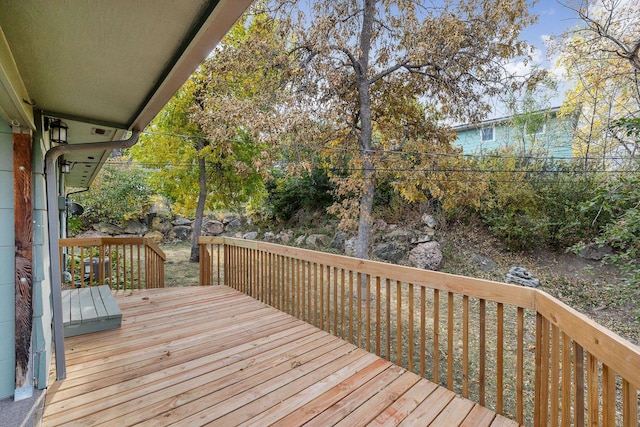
{"left": 61, "top": 285, "right": 122, "bottom": 337}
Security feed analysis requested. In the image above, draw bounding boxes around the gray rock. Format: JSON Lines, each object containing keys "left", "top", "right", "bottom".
{"left": 151, "top": 217, "right": 173, "bottom": 234}
{"left": 144, "top": 231, "right": 164, "bottom": 243}
{"left": 93, "top": 222, "right": 124, "bottom": 235}
{"left": 277, "top": 230, "right": 293, "bottom": 244}
{"left": 124, "top": 221, "right": 148, "bottom": 235}
{"left": 263, "top": 232, "right": 277, "bottom": 242}
{"left": 225, "top": 219, "right": 242, "bottom": 231}
{"left": 411, "top": 235, "right": 432, "bottom": 245}
{"left": 578, "top": 243, "right": 613, "bottom": 261}
{"left": 243, "top": 231, "right": 258, "bottom": 240}
{"left": 421, "top": 214, "right": 438, "bottom": 229}
{"left": 505, "top": 266, "right": 540, "bottom": 288}
{"left": 372, "top": 218, "right": 388, "bottom": 231}
{"left": 222, "top": 215, "right": 238, "bottom": 225}
{"left": 374, "top": 242, "right": 406, "bottom": 263}
{"left": 234, "top": 232, "right": 243, "bottom": 238}
{"left": 295, "top": 235, "right": 306, "bottom": 246}
{"left": 344, "top": 237, "right": 357, "bottom": 257}
{"left": 330, "top": 232, "right": 347, "bottom": 251}
{"left": 386, "top": 229, "right": 415, "bottom": 243}
{"left": 171, "top": 225, "right": 191, "bottom": 241}
{"left": 409, "top": 241, "right": 443, "bottom": 270}
{"left": 203, "top": 220, "right": 224, "bottom": 236}
{"left": 75, "top": 230, "right": 110, "bottom": 238}
{"left": 306, "top": 234, "right": 330, "bottom": 248}
{"left": 172, "top": 217, "right": 192, "bottom": 226}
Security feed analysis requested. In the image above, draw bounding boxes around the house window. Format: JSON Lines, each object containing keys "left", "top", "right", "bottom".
{"left": 481, "top": 127, "right": 494, "bottom": 142}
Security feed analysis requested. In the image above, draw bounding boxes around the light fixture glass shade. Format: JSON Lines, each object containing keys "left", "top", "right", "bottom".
{"left": 50, "top": 120, "right": 68, "bottom": 144}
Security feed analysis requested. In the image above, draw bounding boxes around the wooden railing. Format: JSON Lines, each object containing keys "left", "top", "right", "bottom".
{"left": 59, "top": 237, "right": 165, "bottom": 289}
{"left": 199, "top": 237, "right": 640, "bottom": 426}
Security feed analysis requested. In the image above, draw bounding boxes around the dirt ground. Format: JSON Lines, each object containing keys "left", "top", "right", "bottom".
{"left": 161, "top": 242, "right": 200, "bottom": 287}
{"left": 439, "top": 221, "right": 639, "bottom": 345}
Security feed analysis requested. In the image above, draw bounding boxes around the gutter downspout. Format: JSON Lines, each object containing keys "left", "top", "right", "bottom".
{"left": 45, "top": 130, "right": 140, "bottom": 380}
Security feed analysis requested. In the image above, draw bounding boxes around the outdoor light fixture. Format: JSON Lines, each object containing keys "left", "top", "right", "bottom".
{"left": 49, "top": 119, "right": 68, "bottom": 144}
{"left": 59, "top": 159, "right": 71, "bottom": 174}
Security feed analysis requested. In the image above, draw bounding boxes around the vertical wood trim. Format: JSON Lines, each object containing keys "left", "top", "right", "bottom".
{"left": 14, "top": 132, "right": 33, "bottom": 389}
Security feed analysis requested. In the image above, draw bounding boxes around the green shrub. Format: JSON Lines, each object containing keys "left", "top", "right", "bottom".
{"left": 476, "top": 155, "right": 601, "bottom": 251}
{"left": 580, "top": 173, "right": 640, "bottom": 291}
{"left": 73, "top": 160, "right": 153, "bottom": 227}
{"left": 263, "top": 167, "right": 335, "bottom": 221}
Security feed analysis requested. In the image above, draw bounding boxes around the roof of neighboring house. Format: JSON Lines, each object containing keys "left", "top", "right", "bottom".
{"left": 453, "top": 106, "right": 562, "bottom": 133}
{"left": 0, "top": 0, "right": 253, "bottom": 187}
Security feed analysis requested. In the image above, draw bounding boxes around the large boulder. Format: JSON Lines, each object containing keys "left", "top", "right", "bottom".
{"left": 263, "top": 232, "right": 277, "bottom": 243}
{"left": 372, "top": 218, "right": 388, "bottom": 231}
{"left": 330, "top": 232, "right": 347, "bottom": 251}
{"left": 203, "top": 220, "right": 224, "bottom": 236}
{"left": 151, "top": 217, "right": 173, "bottom": 234}
{"left": 171, "top": 225, "right": 191, "bottom": 241}
{"left": 75, "top": 230, "right": 110, "bottom": 238}
{"left": 243, "top": 231, "right": 258, "bottom": 240}
{"left": 373, "top": 242, "right": 406, "bottom": 263}
{"left": 222, "top": 215, "right": 238, "bottom": 225}
{"left": 421, "top": 214, "right": 438, "bottom": 229}
{"left": 93, "top": 222, "right": 124, "bottom": 235}
{"left": 225, "top": 218, "right": 242, "bottom": 231}
{"left": 409, "top": 241, "right": 443, "bottom": 271}
{"left": 295, "top": 235, "right": 306, "bottom": 246}
{"left": 172, "top": 217, "right": 192, "bottom": 226}
{"left": 124, "top": 220, "right": 148, "bottom": 235}
{"left": 386, "top": 228, "right": 415, "bottom": 243}
{"left": 344, "top": 237, "right": 357, "bottom": 257}
{"left": 277, "top": 230, "right": 293, "bottom": 244}
{"left": 306, "top": 234, "right": 330, "bottom": 248}
{"left": 144, "top": 231, "right": 164, "bottom": 244}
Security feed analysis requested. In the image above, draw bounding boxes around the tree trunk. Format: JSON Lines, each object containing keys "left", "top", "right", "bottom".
{"left": 354, "top": 0, "right": 376, "bottom": 260}
{"left": 355, "top": 157, "right": 375, "bottom": 259}
{"left": 190, "top": 143, "right": 208, "bottom": 262}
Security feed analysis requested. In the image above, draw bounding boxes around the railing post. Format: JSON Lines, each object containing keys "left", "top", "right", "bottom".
{"left": 98, "top": 244, "right": 106, "bottom": 287}
{"left": 199, "top": 242, "right": 209, "bottom": 286}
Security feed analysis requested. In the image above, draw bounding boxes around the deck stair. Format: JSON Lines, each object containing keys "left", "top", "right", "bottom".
{"left": 61, "top": 285, "right": 122, "bottom": 337}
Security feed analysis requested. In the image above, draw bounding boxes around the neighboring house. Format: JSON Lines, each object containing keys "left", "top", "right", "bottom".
{"left": 454, "top": 107, "right": 578, "bottom": 158}
{"left": 0, "top": 0, "right": 252, "bottom": 406}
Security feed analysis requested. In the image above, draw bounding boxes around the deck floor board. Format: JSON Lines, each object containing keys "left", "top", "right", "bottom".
{"left": 43, "top": 286, "right": 518, "bottom": 426}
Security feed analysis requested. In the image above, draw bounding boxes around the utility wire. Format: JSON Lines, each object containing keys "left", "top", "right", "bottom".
{"left": 140, "top": 129, "right": 639, "bottom": 163}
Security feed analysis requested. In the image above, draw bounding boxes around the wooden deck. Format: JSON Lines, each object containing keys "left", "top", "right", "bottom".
{"left": 43, "top": 286, "right": 519, "bottom": 426}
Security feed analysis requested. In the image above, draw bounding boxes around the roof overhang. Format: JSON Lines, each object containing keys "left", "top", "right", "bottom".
{"left": 0, "top": 0, "right": 253, "bottom": 187}
{"left": 453, "top": 106, "right": 562, "bottom": 132}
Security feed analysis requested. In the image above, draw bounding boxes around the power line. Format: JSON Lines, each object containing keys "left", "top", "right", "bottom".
{"left": 139, "top": 129, "right": 639, "bottom": 163}
{"left": 96, "top": 159, "right": 639, "bottom": 175}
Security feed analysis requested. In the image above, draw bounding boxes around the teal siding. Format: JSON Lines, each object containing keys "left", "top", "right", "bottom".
{"left": 0, "top": 117, "right": 15, "bottom": 399}
{"left": 454, "top": 112, "right": 575, "bottom": 159}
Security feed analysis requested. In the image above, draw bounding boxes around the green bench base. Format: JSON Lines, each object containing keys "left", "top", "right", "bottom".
{"left": 61, "top": 285, "right": 122, "bottom": 337}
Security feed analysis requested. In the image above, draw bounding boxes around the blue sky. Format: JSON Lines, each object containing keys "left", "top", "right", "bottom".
{"left": 515, "top": 1, "right": 581, "bottom": 86}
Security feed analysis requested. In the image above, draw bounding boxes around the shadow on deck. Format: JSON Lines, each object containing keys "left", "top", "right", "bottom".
{"left": 43, "top": 286, "right": 517, "bottom": 426}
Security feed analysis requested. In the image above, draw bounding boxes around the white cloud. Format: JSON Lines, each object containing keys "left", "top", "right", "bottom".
{"left": 503, "top": 46, "right": 543, "bottom": 77}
